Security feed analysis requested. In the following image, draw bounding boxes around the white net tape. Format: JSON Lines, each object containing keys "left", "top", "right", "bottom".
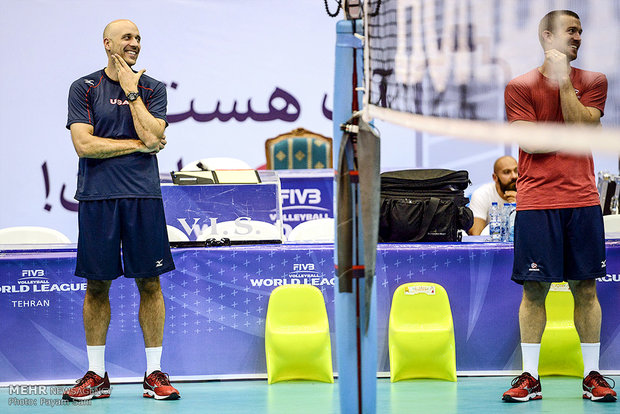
{"left": 367, "top": 105, "right": 620, "bottom": 156}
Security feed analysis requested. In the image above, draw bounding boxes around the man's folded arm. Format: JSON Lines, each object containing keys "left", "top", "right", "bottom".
{"left": 70, "top": 122, "right": 149, "bottom": 159}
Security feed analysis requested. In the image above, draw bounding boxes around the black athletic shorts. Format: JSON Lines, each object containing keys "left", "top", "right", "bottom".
{"left": 511, "top": 205, "right": 606, "bottom": 284}
{"left": 76, "top": 198, "right": 175, "bottom": 280}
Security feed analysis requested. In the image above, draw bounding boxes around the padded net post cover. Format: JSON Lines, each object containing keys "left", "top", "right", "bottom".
{"left": 336, "top": 114, "right": 381, "bottom": 332}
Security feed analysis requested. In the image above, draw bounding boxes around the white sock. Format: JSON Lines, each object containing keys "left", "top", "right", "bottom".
{"left": 87, "top": 345, "right": 106, "bottom": 378}
{"left": 581, "top": 343, "right": 600, "bottom": 377}
{"left": 145, "top": 346, "right": 162, "bottom": 376}
{"left": 521, "top": 343, "right": 541, "bottom": 378}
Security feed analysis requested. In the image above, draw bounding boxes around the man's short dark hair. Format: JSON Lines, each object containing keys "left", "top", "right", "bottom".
{"left": 538, "top": 10, "right": 580, "bottom": 46}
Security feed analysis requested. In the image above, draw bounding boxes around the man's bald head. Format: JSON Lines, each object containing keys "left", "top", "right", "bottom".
{"left": 103, "top": 19, "right": 138, "bottom": 40}
{"left": 494, "top": 156, "right": 517, "bottom": 175}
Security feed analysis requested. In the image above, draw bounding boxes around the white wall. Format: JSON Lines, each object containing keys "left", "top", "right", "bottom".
{"left": 0, "top": 0, "right": 618, "bottom": 241}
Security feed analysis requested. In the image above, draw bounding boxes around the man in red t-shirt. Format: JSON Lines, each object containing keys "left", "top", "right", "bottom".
{"left": 502, "top": 10, "right": 615, "bottom": 403}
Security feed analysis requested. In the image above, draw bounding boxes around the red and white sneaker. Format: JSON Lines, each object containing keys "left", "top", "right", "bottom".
{"left": 143, "top": 370, "right": 180, "bottom": 400}
{"left": 502, "top": 372, "right": 542, "bottom": 402}
{"left": 62, "top": 371, "right": 111, "bottom": 401}
{"left": 583, "top": 371, "right": 617, "bottom": 402}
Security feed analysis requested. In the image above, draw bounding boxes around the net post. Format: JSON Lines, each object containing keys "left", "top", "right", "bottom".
{"left": 333, "top": 17, "right": 378, "bottom": 414}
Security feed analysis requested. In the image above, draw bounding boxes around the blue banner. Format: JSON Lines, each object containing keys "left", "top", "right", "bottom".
{"left": 1, "top": 241, "right": 619, "bottom": 382}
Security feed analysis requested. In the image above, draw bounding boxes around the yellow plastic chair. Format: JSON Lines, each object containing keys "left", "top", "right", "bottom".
{"left": 265, "top": 285, "right": 334, "bottom": 384}
{"left": 389, "top": 282, "right": 457, "bottom": 382}
{"left": 538, "top": 282, "right": 583, "bottom": 377}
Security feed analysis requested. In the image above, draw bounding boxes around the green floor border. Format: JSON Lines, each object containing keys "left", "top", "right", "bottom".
{"left": 1, "top": 376, "right": 617, "bottom": 414}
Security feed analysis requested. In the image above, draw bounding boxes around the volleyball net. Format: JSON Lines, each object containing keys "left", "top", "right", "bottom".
{"left": 362, "top": 0, "right": 620, "bottom": 156}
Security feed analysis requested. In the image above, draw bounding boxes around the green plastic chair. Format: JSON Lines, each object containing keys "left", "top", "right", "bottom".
{"left": 265, "top": 284, "right": 334, "bottom": 384}
{"left": 389, "top": 282, "right": 457, "bottom": 382}
{"left": 265, "top": 127, "right": 332, "bottom": 170}
{"left": 538, "top": 282, "right": 584, "bottom": 377}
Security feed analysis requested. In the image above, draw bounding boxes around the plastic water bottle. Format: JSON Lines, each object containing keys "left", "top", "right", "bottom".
{"left": 507, "top": 203, "right": 516, "bottom": 242}
{"left": 489, "top": 202, "right": 501, "bottom": 241}
{"left": 501, "top": 203, "right": 510, "bottom": 241}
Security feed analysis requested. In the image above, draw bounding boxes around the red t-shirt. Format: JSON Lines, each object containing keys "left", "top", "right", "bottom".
{"left": 504, "top": 67, "right": 607, "bottom": 210}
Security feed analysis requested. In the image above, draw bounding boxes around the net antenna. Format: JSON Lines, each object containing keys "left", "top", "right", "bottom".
{"left": 324, "top": 0, "right": 368, "bottom": 20}
{"left": 345, "top": 0, "right": 363, "bottom": 20}
{"left": 363, "top": 0, "right": 620, "bottom": 156}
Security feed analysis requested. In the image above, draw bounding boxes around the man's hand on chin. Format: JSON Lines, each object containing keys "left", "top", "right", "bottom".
{"left": 504, "top": 190, "right": 517, "bottom": 203}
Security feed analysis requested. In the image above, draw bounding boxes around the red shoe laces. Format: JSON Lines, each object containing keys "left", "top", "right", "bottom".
{"left": 589, "top": 373, "right": 615, "bottom": 389}
{"left": 76, "top": 372, "right": 99, "bottom": 386}
{"left": 511, "top": 373, "right": 534, "bottom": 387}
{"left": 150, "top": 371, "right": 171, "bottom": 386}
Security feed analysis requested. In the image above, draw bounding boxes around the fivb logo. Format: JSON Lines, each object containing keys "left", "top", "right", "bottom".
{"left": 290, "top": 263, "right": 319, "bottom": 279}
{"left": 281, "top": 189, "right": 321, "bottom": 206}
{"left": 22, "top": 270, "right": 45, "bottom": 277}
{"left": 19, "top": 270, "right": 48, "bottom": 284}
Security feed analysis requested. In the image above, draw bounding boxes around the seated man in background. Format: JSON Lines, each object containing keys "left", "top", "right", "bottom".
{"left": 468, "top": 155, "right": 518, "bottom": 235}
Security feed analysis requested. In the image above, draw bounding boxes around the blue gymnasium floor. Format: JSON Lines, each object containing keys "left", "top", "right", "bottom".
{"left": 1, "top": 376, "right": 618, "bottom": 414}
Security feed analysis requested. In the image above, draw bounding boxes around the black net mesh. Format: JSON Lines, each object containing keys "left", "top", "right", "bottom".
{"left": 367, "top": 0, "right": 506, "bottom": 121}
{"left": 366, "top": 0, "right": 620, "bottom": 128}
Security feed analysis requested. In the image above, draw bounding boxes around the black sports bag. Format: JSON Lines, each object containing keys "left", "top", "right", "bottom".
{"left": 379, "top": 169, "right": 473, "bottom": 242}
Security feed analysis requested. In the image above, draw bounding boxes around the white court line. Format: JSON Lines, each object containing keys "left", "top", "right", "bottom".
{"left": 4, "top": 370, "right": 620, "bottom": 386}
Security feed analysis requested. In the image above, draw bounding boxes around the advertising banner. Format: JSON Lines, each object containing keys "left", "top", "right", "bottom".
{"left": 2, "top": 241, "right": 619, "bottom": 383}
